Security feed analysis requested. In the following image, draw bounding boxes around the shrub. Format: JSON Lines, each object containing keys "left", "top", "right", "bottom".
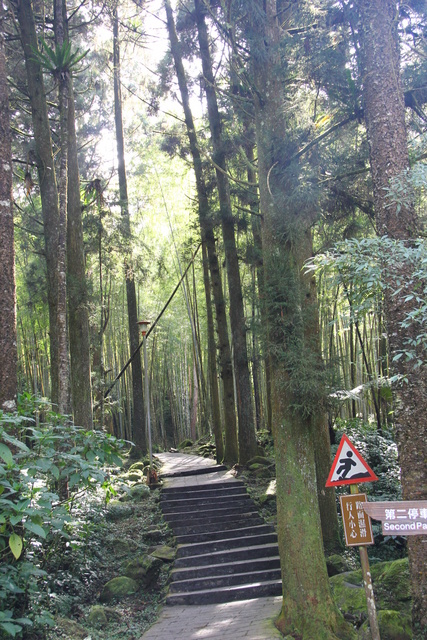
{"left": 0, "top": 395, "right": 126, "bottom": 638}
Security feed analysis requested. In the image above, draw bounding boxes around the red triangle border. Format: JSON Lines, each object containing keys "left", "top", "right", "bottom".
{"left": 325, "top": 433, "right": 378, "bottom": 487}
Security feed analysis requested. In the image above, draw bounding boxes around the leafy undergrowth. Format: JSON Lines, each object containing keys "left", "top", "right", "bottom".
{"left": 41, "top": 466, "right": 173, "bottom": 640}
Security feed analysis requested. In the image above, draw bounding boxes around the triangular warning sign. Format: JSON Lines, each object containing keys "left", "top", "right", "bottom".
{"left": 326, "top": 434, "right": 378, "bottom": 487}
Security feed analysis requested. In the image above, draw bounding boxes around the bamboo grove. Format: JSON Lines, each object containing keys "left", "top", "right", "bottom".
{"left": 1, "top": 0, "right": 426, "bottom": 637}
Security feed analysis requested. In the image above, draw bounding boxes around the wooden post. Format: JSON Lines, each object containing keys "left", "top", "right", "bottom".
{"left": 350, "top": 484, "right": 381, "bottom": 640}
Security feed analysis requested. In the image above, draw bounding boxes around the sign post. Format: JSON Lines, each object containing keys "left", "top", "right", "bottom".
{"left": 327, "top": 435, "right": 380, "bottom": 640}
{"left": 349, "top": 485, "right": 381, "bottom": 640}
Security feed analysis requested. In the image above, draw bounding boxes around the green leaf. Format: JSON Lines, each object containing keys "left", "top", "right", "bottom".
{"left": 0, "top": 621, "right": 22, "bottom": 637}
{"left": 50, "top": 464, "right": 60, "bottom": 480}
{"left": 0, "top": 443, "right": 13, "bottom": 466}
{"left": 24, "top": 521, "right": 47, "bottom": 539}
{"left": 9, "top": 533, "right": 23, "bottom": 560}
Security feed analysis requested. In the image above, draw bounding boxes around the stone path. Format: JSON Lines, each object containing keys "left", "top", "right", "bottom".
{"left": 139, "top": 452, "right": 283, "bottom": 640}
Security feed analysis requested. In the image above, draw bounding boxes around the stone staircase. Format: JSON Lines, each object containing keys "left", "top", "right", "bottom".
{"left": 161, "top": 478, "right": 282, "bottom": 605}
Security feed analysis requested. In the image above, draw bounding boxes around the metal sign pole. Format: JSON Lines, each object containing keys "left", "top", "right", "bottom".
{"left": 350, "top": 484, "right": 381, "bottom": 640}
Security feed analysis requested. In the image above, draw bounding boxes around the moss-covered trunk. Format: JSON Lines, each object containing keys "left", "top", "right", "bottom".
{"left": 357, "top": 1, "right": 427, "bottom": 634}
{"left": 249, "top": 2, "right": 353, "bottom": 636}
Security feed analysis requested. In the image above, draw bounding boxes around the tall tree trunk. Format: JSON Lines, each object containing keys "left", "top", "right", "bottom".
{"left": 357, "top": 1, "right": 427, "bottom": 634}
{"left": 202, "top": 242, "right": 224, "bottom": 460}
{"left": 250, "top": 3, "right": 352, "bottom": 636}
{"left": 113, "top": 8, "right": 146, "bottom": 456}
{"left": 54, "top": 0, "right": 70, "bottom": 414}
{"left": 244, "top": 139, "right": 271, "bottom": 432}
{"left": 65, "top": 11, "right": 93, "bottom": 429}
{"left": 15, "top": 0, "right": 62, "bottom": 408}
{"left": 0, "top": 5, "right": 17, "bottom": 411}
{"left": 164, "top": 0, "right": 236, "bottom": 463}
{"left": 194, "top": 0, "right": 258, "bottom": 464}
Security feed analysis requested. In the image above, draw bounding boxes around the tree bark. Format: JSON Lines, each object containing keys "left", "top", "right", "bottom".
{"left": 249, "top": 2, "right": 352, "bottom": 636}
{"left": 164, "top": 0, "right": 237, "bottom": 463}
{"left": 356, "top": 1, "right": 427, "bottom": 634}
{"left": 0, "top": 4, "right": 17, "bottom": 411}
{"left": 202, "top": 242, "right": 224, "bottom": 461}
{"left": 65, "top": 8, "right": 93, "bottom": 429}
{"left": 194, "top": 0, "right": 258, "bottom": 464}
{"left": 113, "top": 7, "right": 146, "bottom": 456}
{"left": 54, "top": 0, "right": 70, "bottom": 414}
{"left": 14, "top": 0, "right": 62, "bottom": 408}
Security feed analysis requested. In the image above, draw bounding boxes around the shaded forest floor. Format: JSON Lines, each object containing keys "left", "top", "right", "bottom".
{"left": 42, "top": 463, "right": 173, "bottom": 640}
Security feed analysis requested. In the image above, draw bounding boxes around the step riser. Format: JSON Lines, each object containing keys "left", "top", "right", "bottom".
{"left": 174, "top": 544, "right": 279, "bottom": 568}
{"left": 161, "top": 495, "right": 250, "bottom": 511}
{"left": 166, "top": 511, "right": 259, "bottom": 528}
{"left": 162, "top": 464, "right": 227, "bottom": 478}
{"left": 175, "top": 524, "right": 274, "bottom": 545}
{"left": 177, "top": 533, "right": 278, "bottom": 557}
{"left": 161, "top": 482, "right": 244, "bottom": 496}
{"left": 171, "top": 557, "right": 281, "bottom": 581}
{"left": 169, "top": 568, "right": 282, "bottom": 592}
{"left": 172, "top": 516, "right": 263, "bottom": 536}
{"left": 164, "top": 504, "right": 254, "bottom": 522}
{"left": 161, "top": 488, "right": 246, "bottom": 501}
{"left": 166, "top": 581, "right": 283, "bottom": 606}
{"left": 173, "top": 516, "right": 264, "bottom": 536}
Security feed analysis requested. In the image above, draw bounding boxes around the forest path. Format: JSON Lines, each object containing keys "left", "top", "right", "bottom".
{"left": 139, "top": 452, "right": 282, "bottom": 640}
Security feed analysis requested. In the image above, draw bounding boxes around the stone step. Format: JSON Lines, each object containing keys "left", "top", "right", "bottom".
{"left": 176, "top": 532, "right": 278, "bottom": 558}
{"left": 161, "top": 483, "right": 245, "bottom": 499}
{"left": 166, "top": 579, "right": 283, "bottom": 606}
{"left": 175, "top": 523, "right": 274, "bottom": 545}
{"left": 174, "top": 543, "right": 279, "bottom": 569}
{"left": 161, "top": 493, "right": 250, "bottom": 512}
{"left": 162, "top": 464, "right": 228, "bottom": 478}
{"left": 163, "top": 503, "right": 254, "bottom": 524}
{"left": 172, "top": 513, "right": 264, "bottom": 537}
{"left": 171, "top": 556, "right": 281, "bottom": 582}
{"left": 169, "top": 567, "right": 282, "bottom": 593}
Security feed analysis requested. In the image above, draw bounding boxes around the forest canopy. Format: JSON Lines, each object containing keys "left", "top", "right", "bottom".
{"left": 0, "top": 0, "right": 426, "bottom": 638}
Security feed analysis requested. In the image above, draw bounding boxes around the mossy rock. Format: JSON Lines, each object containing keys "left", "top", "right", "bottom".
{"left": 358, "top": 610, "right": 412, "bottom": 640}
{"left": 55, "top": 617, "right": 89, "bottom": 639}
{"left": 331, "top": 559, "right": 412, "bottom": 622}
{"left": 121, "top": 470, "right": 144, "bottom": 482}
{"left": 246, "top": 456, "right": 272, "bottom": 467}
{"left": 178, "top": 439, "right": 193, "bottom": 449}
{"left": 105, "top": 501, "right": 134, "bottom": 522}
{"left": 129, "top": 462, "right": 146, "bottom": 472}
{"left": 377, "top": 558, "right": 411, "bottom": 603}
{"left": 253, "top": 466, "right": 273, "bottom": 478}
{"left": 105, "top": 537, "right": 137, "bottom": 557}
{"left": 123, "top": 554, "right": 163, "bottom": 586}
{"left": 258, "top": 493, "right": 276, "bottom": 506}
{"left": 143, "top": 528, "right": 163, "bottom": 544}
{"left": 327, "top": 554, "right": 350, "bottom": 577}
{"left": 129, "top": 484, "right": 151, "bottom": 501}
{"left": 87, "top": 605, "right": 108, "bottom": 628}
{"left": 150, "top": 545, "right": 176, "bottom": 562}
{"left": 248, "top": 463, "right": 263, "bottom": 471}
{"left": 99, "top": 576, "right": 138, "bottom": 602}
{"left": 330, "top": 572, "right": 368, "bottom": 615}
